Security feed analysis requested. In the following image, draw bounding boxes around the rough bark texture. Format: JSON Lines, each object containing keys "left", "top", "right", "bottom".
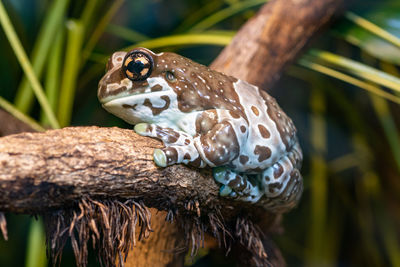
{"left": 0, "top": 0, "right": 347, "bottom": 266}
{"left": 0, "top": 127, "right": 274, "bottom": 266}
{"left": 0, "top": 126, "right": 267, "bottom": 216}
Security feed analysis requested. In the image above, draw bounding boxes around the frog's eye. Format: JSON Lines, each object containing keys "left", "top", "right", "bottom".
{"left": 165, "top": 71, "right": 176, "bottom": 82}
{"left": 122, "top": 50, "right": 153, "bottom": 81}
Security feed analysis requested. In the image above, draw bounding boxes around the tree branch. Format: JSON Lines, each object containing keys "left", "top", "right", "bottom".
{"left": 0, "top": 126, "right": 268, "bottom": 218}
{"left": 211, "top": 0, "right": 346, "bottom": 88}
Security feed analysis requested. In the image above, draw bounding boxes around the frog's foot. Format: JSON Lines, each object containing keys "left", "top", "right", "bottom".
{"left": 213, "top": 167, "right": 262, "bottom": 203}
{"left": 260, "top": 145, "right": 303, "bottom": 211}
{"left": 134, "top": 123, "right": 206, "bottom": 168}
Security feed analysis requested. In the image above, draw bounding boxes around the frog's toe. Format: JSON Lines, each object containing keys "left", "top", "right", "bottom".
{"left": 134, "top": 123, "right": 150, "bottom": 135}
{"left": 153, "top": 148, "right": 167, "bottom": 167}
{"left": 213, "top": 166, "right": 229, "bottom": 183}
{"left": 212, "top": 167, "right": 263, "bottom": 203}
{"left": 219, "top": 185, "right": 232, "bottom": 196}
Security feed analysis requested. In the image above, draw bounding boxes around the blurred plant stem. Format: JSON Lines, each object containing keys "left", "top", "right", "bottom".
{"left": 57, "top": 20, "right": 84, "bottom": 127}
{"left": 306, "top": 80, "right": 329, "bottom": 265}
{"left": 81, "top": 0, "right": 124, "bottom": 65}
{"left": 307, "top": 49, "right": 400, "bottom": 94}
{"left": 25, "top": 219, "right": 47, "bottom": 267}
{"left": 41, "top": 30, "right": 64, "bottom": 125}
{"left": 123, "top": 32, "right": 234, "bottom": 52}
{"left": 106, "top": 24, "right": 149, "bottom": 43}
{"left": 13, "top": 0, "right": 69, "bottom": 114}
{"left": 174, "top": 0, "right": 224, "bottom": 33}
{"left": 189, "top": 0, "right": 267, "bottom": 32}
{"left": 345, "top": 11, "right": 400, "bottom": 49}
{"left": 297, "top": 58, "right": 400, "bottom": 104}
{"left": 0, "top": 0, "right": 60, "bottom": 129}
{"left": 0, "top": 96, "right": 45, "bottom": 132}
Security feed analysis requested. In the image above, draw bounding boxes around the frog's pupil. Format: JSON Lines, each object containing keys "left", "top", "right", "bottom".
{"left": 127, "top": 60, "right": 144, "bottom": 76}
{"left": 123, "top": 51, "right": 153, "bottom": 81}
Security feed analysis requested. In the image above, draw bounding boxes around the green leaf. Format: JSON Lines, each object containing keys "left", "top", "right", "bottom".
{"left": 41, "top": 29, "right": 64, "bottom": 125}
{"left": 190, "top": 0, "right": 267, "bottom": 32}
{"left": 106, "top": 24, "right": 149, "bottom": 43}
{"left": 0, "top": 1, "right": 60, "bottom": 129}
{"left": 81, "top": 0, "right": 124, "bottom": 64}
{"left": 57, "top": 19, "right": 84, "bottom": 127}
{"left": 0, "top": 96, "right": 45, "bottom": 132}
{"left": 333, "top": 6, "right": 400, "bottom": 64}
{"left": 13, "top": 0, "right": 70, "bottom": 113}
{"left": 297, "top": 57, "right": 400, "bottom": 105}
{"left": 124, "top": 32, "right": 234, "bottom": 51}
{"left": 307, "top": 49, "right": 400, "bottom": 95}
{"left": 89, "top": 31, "right": 235, "bottom": 65}
{"left": 25, "top": 219, "right": 47, "bottom": 267}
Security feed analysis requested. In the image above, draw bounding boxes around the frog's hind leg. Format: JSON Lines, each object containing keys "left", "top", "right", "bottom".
{"left": 134, "top": 123, "right": 206, "bottom": 168}
{"left": 261, "top": 143, "right": 303, "bottom": 211}
{"left": 213, "top": 167, "right": 262, "bottom": 203}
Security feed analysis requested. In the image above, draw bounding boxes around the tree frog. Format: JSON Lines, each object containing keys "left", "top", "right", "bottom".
{"left": 98, "top": 48, "right": 303, "bottom": 212}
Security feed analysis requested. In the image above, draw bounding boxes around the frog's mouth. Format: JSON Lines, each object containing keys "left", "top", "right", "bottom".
{"left": 101, "top": 89, "right": 176, "bottom": 125}
{"left": 100, "top": 89, "right": 151, "bottom": 105}
{"left": 98, "top": 77, "right": 173, "bottom": 105}
{"left": 100, "top": 77, "right": 177, "bottom": 125}
{"left": 102, "top": 90, "right": 172, "bottom": 108}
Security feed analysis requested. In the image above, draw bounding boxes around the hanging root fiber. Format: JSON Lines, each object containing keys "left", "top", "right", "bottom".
{"left": 42, "top": 198, "right": 270, "bottom": 267}
{"left": 44, "top": 198, "right": 152, "bottom": 267}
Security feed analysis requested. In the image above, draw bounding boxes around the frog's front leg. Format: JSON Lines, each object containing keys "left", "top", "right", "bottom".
{"left": 191, "top": 110, "right": 264, "bottom": 201}
{"left": 192, "top": 110, "right": 247, "bottom": 167}
{"left": 134, "top": 123, "right": 206, "bottom": 167}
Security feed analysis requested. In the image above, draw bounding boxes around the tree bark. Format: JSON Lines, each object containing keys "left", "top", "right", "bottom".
{"left": 0, "top": 126, "right": 261, "bottom": 216}
{"left": 0, "top": 0, "right": 346, "bottom": 266}
{"left": 211, "top": 0, "right": 345, "bottom": 88}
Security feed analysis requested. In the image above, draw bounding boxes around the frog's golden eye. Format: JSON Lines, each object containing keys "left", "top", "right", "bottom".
{"left": 122, "top": 50, "right": 153, "bottom": 81}
{"left": 165, "top": 71, "right": 176, "bottom": 82}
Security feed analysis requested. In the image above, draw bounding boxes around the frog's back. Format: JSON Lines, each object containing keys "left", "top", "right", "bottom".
{"left": 228, "top": 80, "right": 297, "bottom": 173}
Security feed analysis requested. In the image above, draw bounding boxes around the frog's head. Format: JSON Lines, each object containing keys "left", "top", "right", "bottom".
{"left": 98, "top": 48, "right": 238, "bottom": 125}
{"left": 98, "top": 48, "right": 178, "bottom": 124}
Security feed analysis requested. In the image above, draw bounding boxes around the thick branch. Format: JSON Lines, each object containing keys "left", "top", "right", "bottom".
{"left": 0, "top": 126, "right": 267, "bottom": 218}
{"left": 211, "top": 0, "right": 345, "bottom": 88}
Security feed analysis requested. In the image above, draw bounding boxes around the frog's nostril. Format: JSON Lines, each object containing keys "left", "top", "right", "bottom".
{"left": 106, "top": 51, "right": 127, "bottom": 72}
{"left": 106, "top": 57, "right": 114, "bottom": 71}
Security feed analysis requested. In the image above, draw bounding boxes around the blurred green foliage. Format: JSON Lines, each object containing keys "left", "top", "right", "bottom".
{"left": 1, "top": 0, "right": 400, "bottom": 266}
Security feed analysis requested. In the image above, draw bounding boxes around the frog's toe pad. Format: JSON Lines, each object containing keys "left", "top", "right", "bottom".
{"left": 213, "top": 166, "right": 229, "bottom": 183}
{"left": 219, "top": 185, "right": 233, "bottom": 196}
{"left": 134, "top": 123, "right": 150, "bottom": 135}
{"left": 153, "top": 149, "right": 167, "bottom": 167}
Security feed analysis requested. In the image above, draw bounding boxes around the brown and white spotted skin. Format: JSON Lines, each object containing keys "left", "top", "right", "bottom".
{"left": 98, "top": 47, "right": 303, "bottom": 212}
